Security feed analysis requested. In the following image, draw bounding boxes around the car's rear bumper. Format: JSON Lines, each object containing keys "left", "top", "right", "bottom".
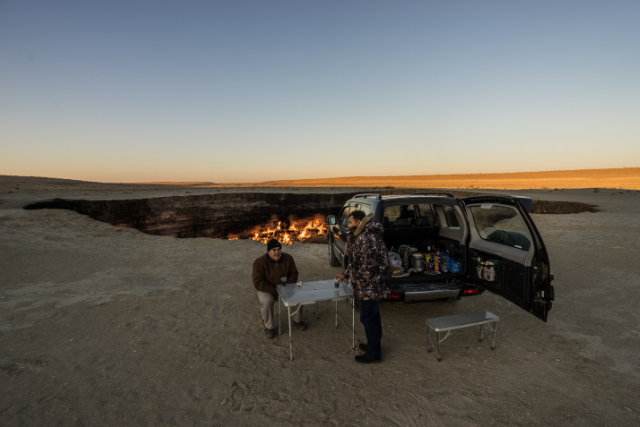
{"left": 403, "top": 289, "right": 460, "bottom": 301}
{"left": 385, "top": 282, "right": 483, "bottom": 302}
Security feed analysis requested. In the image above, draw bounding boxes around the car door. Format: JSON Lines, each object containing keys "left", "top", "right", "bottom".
{"left": 331, "top": 204, "right": 353, "bottom": 263}
{"left": 462, "top": 196, "right": 553, "bottom": 322}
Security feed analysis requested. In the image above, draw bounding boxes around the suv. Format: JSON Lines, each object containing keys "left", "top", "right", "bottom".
{"left": 326, "top": 193, "right": 554, "bottom": 322}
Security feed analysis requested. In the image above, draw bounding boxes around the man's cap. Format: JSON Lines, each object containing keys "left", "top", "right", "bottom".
{"left": 267, "top": 239, "right": 281, "bottom": 252}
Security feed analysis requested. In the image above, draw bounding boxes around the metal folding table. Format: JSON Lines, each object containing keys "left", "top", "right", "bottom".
{"left": 277, "top": 280, "right": 355, "bottom": 360}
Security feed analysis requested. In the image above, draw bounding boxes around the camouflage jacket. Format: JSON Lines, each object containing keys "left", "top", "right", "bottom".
{"left": 343, "top": 214, "right": 392, "bottom": 301}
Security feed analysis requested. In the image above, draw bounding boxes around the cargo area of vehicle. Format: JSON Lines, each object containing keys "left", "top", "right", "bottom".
{"left": 381, "top": 201, "right": 468, "bottom": 279}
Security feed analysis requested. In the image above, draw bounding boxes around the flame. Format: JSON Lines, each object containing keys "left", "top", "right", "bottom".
{"left": 243, "top": 216, "right": 328, "bottom": 245}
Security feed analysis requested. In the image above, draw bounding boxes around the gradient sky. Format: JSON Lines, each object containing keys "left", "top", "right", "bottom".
{"left": 1, "top": 1, "right": 639, "bottom": 183}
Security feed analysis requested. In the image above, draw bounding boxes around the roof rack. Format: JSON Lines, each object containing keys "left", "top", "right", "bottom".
{"left": 353, "top": 193, "right": 382, "bottom": 200}
{"left": 410, "top": 192, "right": 456, "bottom": 198}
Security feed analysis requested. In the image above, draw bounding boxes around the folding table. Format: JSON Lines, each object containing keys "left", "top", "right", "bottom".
{"left": 277, "top": 280, "right": 355, "bottom": 360}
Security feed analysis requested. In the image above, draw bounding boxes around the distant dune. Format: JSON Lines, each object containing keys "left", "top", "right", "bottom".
{"left": 256, "top": 167, "right": 640, "bottom": 190}
{"left": 2, "top": 167, "right": 639, "bottom": 193}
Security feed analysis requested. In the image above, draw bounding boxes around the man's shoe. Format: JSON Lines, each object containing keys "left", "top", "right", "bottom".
{"left": 359, "top": 343, "right": 368, "bottom": 351}
{"left": 264, "top": 328, "right": 275, "bottom": 339}
{"left": 293, "top": 321, "right": 307, "bottom": 331}
{"left": 355, "top": 354, "right": 381, "bottom": 364}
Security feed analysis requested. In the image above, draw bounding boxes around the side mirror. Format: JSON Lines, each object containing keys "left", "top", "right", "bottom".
{"left": 327, "top": 215, "right": 336, "bottom": 226}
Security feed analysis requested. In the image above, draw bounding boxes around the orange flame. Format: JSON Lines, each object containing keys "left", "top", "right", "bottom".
{"left": 243, "top": 216, "right": 328, "bottom": 245}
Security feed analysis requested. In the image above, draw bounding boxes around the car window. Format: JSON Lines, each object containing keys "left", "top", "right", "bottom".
{"left": 416, "top": 204, "right": 435, "bottom": 223}
{"left": 469, "top": 204, "right": 532, "bottom": 251}
{"left": 443, "top": 205, "right": 460, "bottom": 227}
{"left": 384, "top": 205, "right": 402, "bottom": 222}
{"left": 339, "top": 205, "right": 352, "bottom": 227}
{"left": 351, "top": 203, "right": 371, "bottom": 216}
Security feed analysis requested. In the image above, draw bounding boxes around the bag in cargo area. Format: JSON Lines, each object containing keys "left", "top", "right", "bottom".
{"left": 388, "top": 252, "right": 402, "bottom": 268}
{"left": 476, "top": 260, "right": 501, "bottom": 281}
{"left": 447, "top": 257, "right": 462, "bottom": 273}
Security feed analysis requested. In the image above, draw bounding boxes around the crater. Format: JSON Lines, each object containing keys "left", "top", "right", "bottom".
{"left": 23, "top": 191, "right": 359, "bottom": 244}
{"left": 23, "top": 190, "right": 598, "bottom": 244}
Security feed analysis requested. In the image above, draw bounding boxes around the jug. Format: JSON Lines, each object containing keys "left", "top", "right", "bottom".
{"left": 411, "top": 252, "right": 424, "bottom": 273}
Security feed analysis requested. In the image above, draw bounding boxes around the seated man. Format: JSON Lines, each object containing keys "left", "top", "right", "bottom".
{"left": 252, "top": 239, "right": 306, "bottom": 339}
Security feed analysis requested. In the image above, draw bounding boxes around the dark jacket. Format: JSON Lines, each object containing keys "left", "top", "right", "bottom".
{"left": 252, "top": 252, "right": 299, "bottom": 298}
{"left": 343, "top": 214, "right": 392, "bottom": 301}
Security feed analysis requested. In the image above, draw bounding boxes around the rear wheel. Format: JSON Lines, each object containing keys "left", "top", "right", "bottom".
{"left": 328, "top": 239, "right": 341, "bottom": 267}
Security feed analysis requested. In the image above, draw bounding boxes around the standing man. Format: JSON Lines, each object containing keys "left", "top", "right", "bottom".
{"left": 253, "top": 239, "right": 306, "bottom": 339}
{"left": 335, "top": 210, "right": 392, "bottom": 363}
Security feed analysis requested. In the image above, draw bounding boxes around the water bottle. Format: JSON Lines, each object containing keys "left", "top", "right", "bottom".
{"left": 441, "top": 250, "right": 449, "bottom": 273}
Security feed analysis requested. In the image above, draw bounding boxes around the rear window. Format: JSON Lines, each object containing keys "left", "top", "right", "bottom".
{"left": 469, "top": 204, "right": 532, "bottom": 251}
{"left": 443, "top": 205, "right": 460, "bottom": 228}
{"left": 416, "top": 204, "right": 435, "bottom": 223}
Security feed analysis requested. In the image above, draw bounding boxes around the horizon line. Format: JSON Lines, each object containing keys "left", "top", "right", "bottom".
{"left": 2, "top": 166, "right": 639, "bottom": 186}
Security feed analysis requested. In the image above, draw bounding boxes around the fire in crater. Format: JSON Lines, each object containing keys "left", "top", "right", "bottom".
{"left": 228, "top": 215, "right": 328, "bottom": 245}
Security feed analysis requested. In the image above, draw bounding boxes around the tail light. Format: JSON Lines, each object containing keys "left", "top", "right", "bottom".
{"left": 462, "top": 288, "right": 480, "bottom": 295}
{"left": 386, "top": 294, "right": 401, "bottom": 300}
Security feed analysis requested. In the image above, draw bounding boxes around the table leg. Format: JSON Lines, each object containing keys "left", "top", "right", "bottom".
{"left": 279, "top": 297, "right": 281, "bottom": 336}
{"left": 436, "top": 331, "right": 442, "bottom": 361}
{"left": 288, "top": 306, "right": 293, "bottom": 361}
{"left": 352, "top": 298, "right": 355, "bottom": 350}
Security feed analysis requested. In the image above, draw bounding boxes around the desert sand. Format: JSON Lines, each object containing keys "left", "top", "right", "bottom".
{"left": 259, "top": 167, "right": 640, "bottom": 190}
{"left": 1, "top": 176, "right": 640, "bottom": 426}
{"left": 3, "top": 168, "right": 640, "bottom": 197}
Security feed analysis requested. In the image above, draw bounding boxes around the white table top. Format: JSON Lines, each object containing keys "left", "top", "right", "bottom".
{"left": 425, "top": 310, "right": 499, "bottom": 331}
{"left": 277, "top": 279, "right": 354, "bottom": 306}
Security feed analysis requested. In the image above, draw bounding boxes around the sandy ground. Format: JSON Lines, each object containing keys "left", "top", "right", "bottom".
{"left": 3, "top": 167, "right": 640, "bottom": 195}
{"left": 259, "top": 168, "right": 640, "bottom": 190}
{"left": 1, "top": 181, "right": 640, "bottom": 426}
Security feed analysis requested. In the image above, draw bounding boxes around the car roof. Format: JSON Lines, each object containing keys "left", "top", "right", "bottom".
{"left": 348, "top": 193, "right": 458, "bottom": 204}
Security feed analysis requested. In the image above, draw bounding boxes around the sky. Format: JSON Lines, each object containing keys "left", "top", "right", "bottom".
{"left": 1, "top": 1, "right": 639, "bottom": 183}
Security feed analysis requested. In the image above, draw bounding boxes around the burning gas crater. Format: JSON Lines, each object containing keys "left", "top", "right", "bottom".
{"left": 228, "top": 216, "right": 328, "bottom": 245}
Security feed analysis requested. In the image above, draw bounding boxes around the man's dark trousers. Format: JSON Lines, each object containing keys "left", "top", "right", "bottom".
{"left": 360, "top": 300, "right": 382, "bottom": 359}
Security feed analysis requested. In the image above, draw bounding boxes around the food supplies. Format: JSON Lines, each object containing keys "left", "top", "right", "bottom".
{"left": 476, "top": 260, "right": 501, "bottom": 281}
{"left": 399, "top": 246, "right": 417, "bottom": 269}
{"left": 390, "top": 266, "right": 404, "bottom": 276}
{"left": 446, "top": 257, "right": 462, "bottom": 273}
{"left": 388, "top": 252, "right": 402, "bottom": 268}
